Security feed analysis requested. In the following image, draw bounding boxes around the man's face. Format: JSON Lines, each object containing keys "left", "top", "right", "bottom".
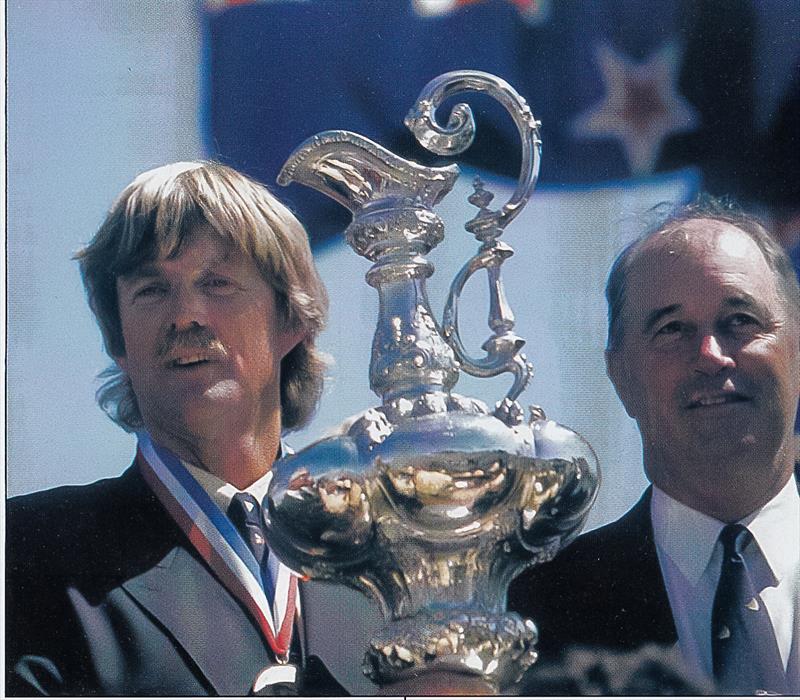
{"left": 607, "top": 219, "right": 800, "bottom": 506}
{"left": 115, "top": 225, "right": 301, "bottom": 443}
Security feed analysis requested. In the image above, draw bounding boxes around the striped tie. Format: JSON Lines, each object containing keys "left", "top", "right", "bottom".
{"left": 227, "top": 492, "right": 276, "bottom": 602}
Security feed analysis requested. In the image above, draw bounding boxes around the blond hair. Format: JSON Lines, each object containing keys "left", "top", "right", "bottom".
{"left": 77, "top": 161, "right": 328, "bottom": 432}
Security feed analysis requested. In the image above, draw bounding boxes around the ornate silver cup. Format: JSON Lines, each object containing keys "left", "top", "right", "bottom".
{"left": 265, "top": 71, "right": 599, "bottom": 692}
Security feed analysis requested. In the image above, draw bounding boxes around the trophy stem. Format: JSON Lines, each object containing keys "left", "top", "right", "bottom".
{"left": 366, "top": 254, "right": 458, "bottom": 403}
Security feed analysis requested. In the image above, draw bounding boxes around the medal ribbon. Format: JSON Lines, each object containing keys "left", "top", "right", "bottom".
{"left": 136, "top": 432, "right": 297, "bottom": 658}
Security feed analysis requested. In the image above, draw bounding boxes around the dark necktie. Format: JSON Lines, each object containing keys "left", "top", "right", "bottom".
{"left": 711, "top": 523, "right": 787, "bottom": 695}
{"left": 227, "top": 492, "right": 275, "bottom": 599}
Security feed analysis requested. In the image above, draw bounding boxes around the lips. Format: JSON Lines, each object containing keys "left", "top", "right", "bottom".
{"left": 164, "top": 342, "right": 227, "bottom": 369}
{"left": 685, "top": 391, "right": 750, "bottom": 409}
{"left": 170, "top": 353, "right": 211, "bottom": 368}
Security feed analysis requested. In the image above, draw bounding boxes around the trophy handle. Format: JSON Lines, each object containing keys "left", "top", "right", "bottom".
{"left": 406, "top": 71, "right": 541, "bottom": 424}
{"left": 404, "top": 70, "right": 542, "bottom": 231}
{"left": 442, "top": 227, "right": 532, "bottom": 424}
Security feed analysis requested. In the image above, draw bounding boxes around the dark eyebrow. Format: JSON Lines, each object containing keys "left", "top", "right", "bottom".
{"left": 723, "top": 294, "right": 763, "bottom": 312}
{"left": 643, "top": 304, "right": 681, "bottom": 334}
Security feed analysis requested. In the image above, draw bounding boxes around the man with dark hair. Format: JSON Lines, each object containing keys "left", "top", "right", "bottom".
{"left": 6, "top": 162, "right": 345, "bottom": 695}
{"left": 509, "top": 200, "right": 800, "bottom": 695}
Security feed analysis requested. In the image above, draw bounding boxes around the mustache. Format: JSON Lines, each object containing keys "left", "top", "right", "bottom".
{"left": 676, "top": 374, "right": 751, "bottom": 405}
{"left": 156, "top": 326, "right": 227, "bottom": 360}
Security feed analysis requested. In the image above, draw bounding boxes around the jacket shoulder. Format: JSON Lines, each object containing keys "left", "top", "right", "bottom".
{"left": 6, "top": 467, "right": 195, "bottom": 695}
{"left": 510, "top": 501, "right": 649, "bottom": 596}
{"left": 7, "top": 466, "right": 177, "bottom": 594}
{"left": 507, "top": 493, "right": 662, "bottom": 655}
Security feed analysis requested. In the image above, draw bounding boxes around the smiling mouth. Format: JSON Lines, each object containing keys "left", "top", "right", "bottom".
{"left": 686, "top": 393, "right": 749, "bottom": 409}
{"left": 164, "top": 341, "right": 227, "bottom": 369}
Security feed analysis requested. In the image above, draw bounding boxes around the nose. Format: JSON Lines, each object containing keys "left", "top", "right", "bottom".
{"left": 693, "top": 333, "right": 735, "bottom": 375}
{"left": 168, "top": 287, "right": 208, "bottom": 331}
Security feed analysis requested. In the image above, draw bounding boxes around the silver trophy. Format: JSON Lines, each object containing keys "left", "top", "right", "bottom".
{"left": 266, "top": 71, "right": 599, "bottom": 693}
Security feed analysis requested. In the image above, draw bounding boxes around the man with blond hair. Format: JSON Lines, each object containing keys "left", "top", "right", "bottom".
{"left": 7, "top": 162, "right": 344, "bottom": 695}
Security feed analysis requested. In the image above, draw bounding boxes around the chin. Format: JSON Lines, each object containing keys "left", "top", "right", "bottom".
{"left": 202, "top": 379, "right": 244, "bottom": 402}
{"left": 695, "top": 429, "right": 784, "bottom": 464}
{"left": 177, "top": 400, "right": 232, "bottom": 427}
{"left": 142, "top": 399, "right": 221, "bottom": 437}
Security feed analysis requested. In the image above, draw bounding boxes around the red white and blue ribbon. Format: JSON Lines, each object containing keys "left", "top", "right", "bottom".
{"left": 136, "top": 432, "right": 297, "bottom": 659}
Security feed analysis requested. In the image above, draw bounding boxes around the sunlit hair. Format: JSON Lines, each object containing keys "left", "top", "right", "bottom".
{"left": 606, "top": 194, "right": 800, "bottom": 351}
{"left": 76, "top": 161, "right": 328, "bottom": 432}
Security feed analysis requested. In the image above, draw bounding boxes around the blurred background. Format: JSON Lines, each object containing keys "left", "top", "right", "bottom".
{"left": 7, "top": 0, "right": 799, "bottom": 534}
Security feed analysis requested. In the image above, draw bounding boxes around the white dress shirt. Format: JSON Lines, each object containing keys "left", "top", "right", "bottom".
{"left": 651, "top": 476, "right": 800, "bottom": 692}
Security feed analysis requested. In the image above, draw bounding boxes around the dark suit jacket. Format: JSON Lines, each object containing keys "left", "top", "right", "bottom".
{"left": 6, "top": 465, "right": 345, "bottom": 696}
{"left": 507, "top": 488, "right": 677, "bottom": 662}
{"left": 509, "top": 465, "right": 800, "bottom": 663}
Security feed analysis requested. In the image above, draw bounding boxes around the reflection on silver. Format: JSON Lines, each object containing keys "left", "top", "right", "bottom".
{"left": 268, "top": 71, "right": 599, "bottom": 692}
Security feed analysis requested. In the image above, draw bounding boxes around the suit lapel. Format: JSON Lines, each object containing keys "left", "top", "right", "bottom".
{"left": 122, "top": 545, "right": 274, "bottom": 695}
{"left": 120, "top": 503, "right": 276, "bottom": 695}
{"left": 620, "top": 488, "right": 678, "bottom": 645}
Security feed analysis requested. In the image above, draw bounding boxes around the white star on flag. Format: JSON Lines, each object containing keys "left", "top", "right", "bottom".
{"left": 572, "top": 41, "right": 700, "bottom": 176}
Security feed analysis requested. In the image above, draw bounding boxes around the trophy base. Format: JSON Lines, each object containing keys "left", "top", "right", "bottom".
{"left": 362, "top": 610, "right": 538, "bottom": 693}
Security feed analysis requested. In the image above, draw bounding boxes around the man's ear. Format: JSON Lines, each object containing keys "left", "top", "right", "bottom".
{"left": 605, "top": 349, "right": 637, "bottom": 419}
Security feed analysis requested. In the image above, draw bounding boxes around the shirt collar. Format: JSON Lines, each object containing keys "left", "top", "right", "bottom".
{"left": 651, "top": 473, "right": 799, "bottom": 586}
{"left": 651, "top": 485, "right": 723, "bottom": 586}
{"left": 183, "top": 461, "right": 274, "bottom": 514}
{"left": 740, "top": 474, "right": 799, "bottom": 583}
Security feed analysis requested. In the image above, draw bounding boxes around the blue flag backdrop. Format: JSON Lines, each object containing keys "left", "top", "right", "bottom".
{"left": 203, "top": 0, "right": 798, "bottom": 243}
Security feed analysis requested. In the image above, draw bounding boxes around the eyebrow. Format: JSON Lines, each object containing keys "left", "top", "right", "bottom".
{"left": 723, "top": 294, "right": 762, "bottom": 312}
{"left": 643, "top": 304, "right": 680, "bottom": 334}
{"left": 641, "top": 294, "right": 768, "bottom": 335}
{"left": 120, "top": 250, "right": 233, "bottom": 283}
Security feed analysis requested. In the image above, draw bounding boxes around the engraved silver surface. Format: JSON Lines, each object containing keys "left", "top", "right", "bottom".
{"left": 268, "top": 71, "right": 599, "bottom": 693}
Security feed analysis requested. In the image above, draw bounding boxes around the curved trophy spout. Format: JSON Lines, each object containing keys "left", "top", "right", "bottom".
{"left": 269, "top": 70, "right": 599, "bottom": 693}
{"left": 278, "top": 130, "right": 459, "bottom": 218}
{"left": 279, "top": 131, "right": 464, "bottom": 402}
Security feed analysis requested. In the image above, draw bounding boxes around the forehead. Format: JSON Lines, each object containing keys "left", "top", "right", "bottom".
{"left": 625, "top": 220, "right": 782, "bottom": 318}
